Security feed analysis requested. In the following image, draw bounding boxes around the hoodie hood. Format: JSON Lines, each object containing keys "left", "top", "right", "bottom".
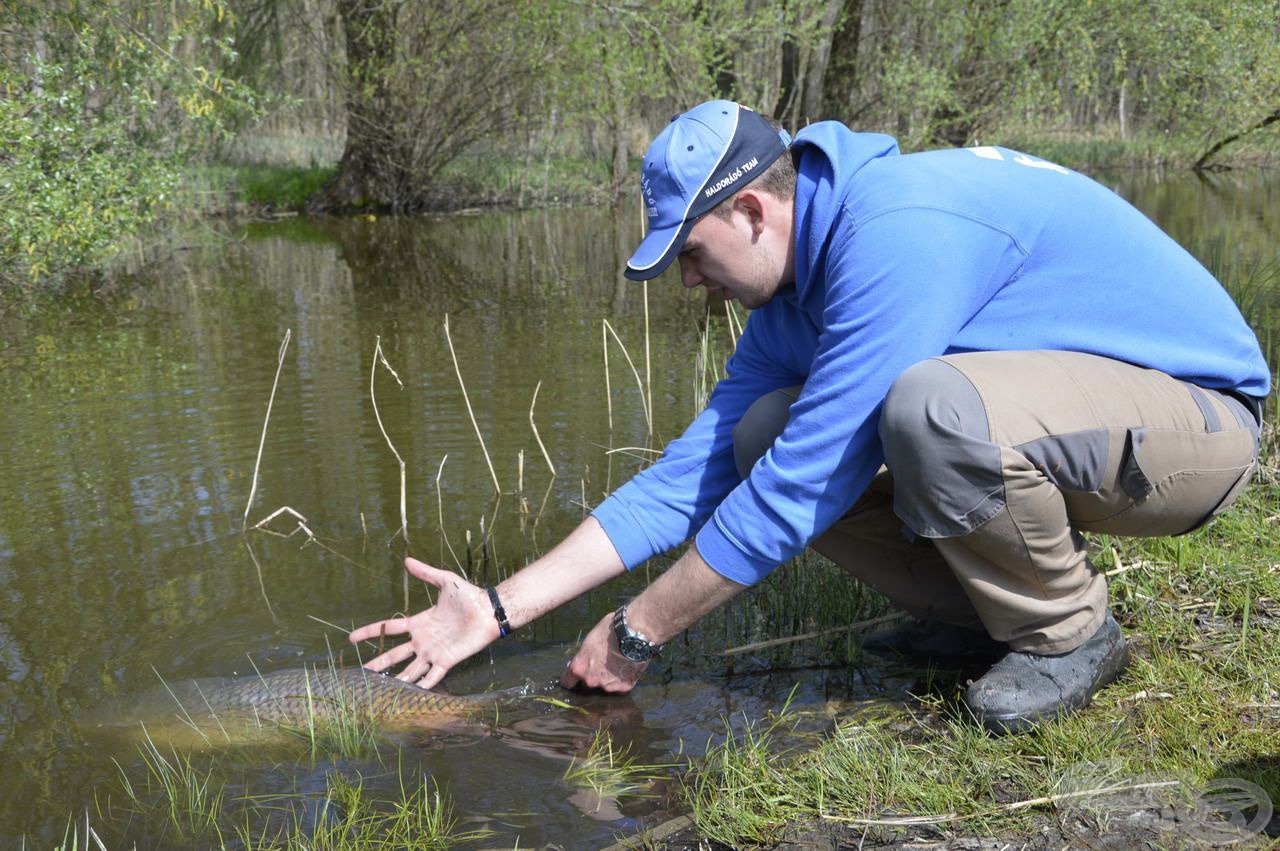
{"left": 791, "top": 123, "right": 899, "bottom": 302}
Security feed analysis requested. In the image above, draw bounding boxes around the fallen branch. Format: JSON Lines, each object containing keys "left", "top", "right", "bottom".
{"left": 821, "top": 779, "right": 1183, "bottom": 827}
{"left": 721, "top": 612, "right": 905, "bottom": 656}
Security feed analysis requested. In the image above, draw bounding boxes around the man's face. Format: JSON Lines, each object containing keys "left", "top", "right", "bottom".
{"left": 675, "top": 202, "right": 787, "bottom": 310}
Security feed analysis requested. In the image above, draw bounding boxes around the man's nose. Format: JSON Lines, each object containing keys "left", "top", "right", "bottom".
{"left": 679, "top": 258, "right": 703, "bottom": 288}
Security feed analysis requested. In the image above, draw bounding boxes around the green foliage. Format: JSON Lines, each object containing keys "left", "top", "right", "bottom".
{"left": 821, "top": 0, "right": 1280, "bottom": 152}
{"left": 0, "top": 0, "right": 258, "bottom": 287}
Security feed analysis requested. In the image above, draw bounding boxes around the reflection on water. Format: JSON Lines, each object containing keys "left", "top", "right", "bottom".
{"left": 0, "top": 173, "right": 1277, "bottom": 846}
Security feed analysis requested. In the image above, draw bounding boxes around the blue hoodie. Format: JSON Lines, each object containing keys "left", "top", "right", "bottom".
{"left": 593, "top": 122, "right": 1271, "bottom": 586}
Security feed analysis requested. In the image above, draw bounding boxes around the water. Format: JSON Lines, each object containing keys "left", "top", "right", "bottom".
{"left": 0, "top": 171, "right": 1276, "bottom": 847}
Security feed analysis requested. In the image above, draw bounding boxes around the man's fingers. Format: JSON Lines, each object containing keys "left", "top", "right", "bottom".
{"left": 419, "top": 663, "right": 450, "bottom": 690}
{"left": 559, "top": 663, "right": 582, "bottom": 691}
{"left": 360, "top": 641, "right": 415, "bottom": 673}
{"left": 349, "top": 617, "right": 409, "bottom": 644}
{"left": 403, "top": 557, "right": 455, "bottom": 588}
{"left": 396, "top": 656, "right": 431, "bottom": 684}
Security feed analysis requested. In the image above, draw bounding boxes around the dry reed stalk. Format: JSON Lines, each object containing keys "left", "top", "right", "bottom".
{"left": 251, "top": 505, "right": 317, "bottom": 539}
{"left": 605, "top": 446, "right": 664, "bottom": 463}
{"left": 444, "top": 314, "right": 502, "bottom": 495}
{"left": 724, "top": 299, "right": 739, "bottom": 348}
{"left": 242, "top": 537, "right": 278, "bottom": 621}
{"left": 435, "top": 454, "right": 463, "bottom": 575}
{"left": 720, "top": 612, "right": 905, "bottom": 656}
{"left": 529, "top": 379, "right": 557, "bottom": 476}
{"left": 370, "top": 336, "right": 410, "bottom": 550}
{"left": 602, "top": 319, "right": 653, "bottom": 436}
{"left": 643, "top": 281, "right": 653, "bottom": 435}
{"left": 533, "top": 478, "right": 555, "bottom": 527}
{"left": 243, "top": 328, "right": 291, "bottom": 529}
{"left": 821, "top": 780, "right": 1183, "bottom": 827}
{"left": 602, "top": 322, "right": 614, "bottom": 431}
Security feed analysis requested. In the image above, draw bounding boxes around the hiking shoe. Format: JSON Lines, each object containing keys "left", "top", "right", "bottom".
{"left": 862, "top": 618, "right": 1008, "bottom": 664}
{"left": 964, "top": 611, "right": 1129, "bottom": 734}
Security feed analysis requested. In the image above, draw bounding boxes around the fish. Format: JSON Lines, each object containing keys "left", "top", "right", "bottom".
{"left": 83, "top": 664, "right": 508, "bottom": 744}
{"left": 183, "top": 665, "right": 497, "bottom": 727}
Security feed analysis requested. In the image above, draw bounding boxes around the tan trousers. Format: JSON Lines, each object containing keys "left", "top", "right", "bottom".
{"left": 734, "top": 351, "right": 1262, "bottom": 654}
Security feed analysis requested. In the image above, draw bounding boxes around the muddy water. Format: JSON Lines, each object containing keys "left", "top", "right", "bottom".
{"left": 0, "top": 171, "right": 1276, "bottom": 847}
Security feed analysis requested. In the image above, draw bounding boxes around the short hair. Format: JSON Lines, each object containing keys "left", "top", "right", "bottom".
{"left": 708, "top": 144, "right": 796, "bottom": 220}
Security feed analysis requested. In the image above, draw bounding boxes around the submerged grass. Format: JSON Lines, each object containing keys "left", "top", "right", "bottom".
{"left": 111, "top": 727, "right": 227, "bottom": 846}
{"left": 237, "top": 771, "right": 492, "bottom": 851}
{"left": 279, "top": 663, "right": 385, "bottom": 763}
{"left": 564, "top": 728, "right": 675, "bottom": 806}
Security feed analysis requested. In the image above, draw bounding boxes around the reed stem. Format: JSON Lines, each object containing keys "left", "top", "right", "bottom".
{"left": 602, "top": 319, "right": 652, "bottom": 436}
{"left": 444, "top": 314, "right": 502, "bottom": 495}
{"left": 529, "top": 379, "right": 557, "bottom": 476}
{"left": 243, "top": 328, "right": 291, "bottom": 529}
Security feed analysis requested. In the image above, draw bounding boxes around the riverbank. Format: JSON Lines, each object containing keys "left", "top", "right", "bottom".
{"left": 639, "top": 433, "right": 1280, "bottom": 849}
{"left": 188, "top": 129, "right": 1280, "bottom": 218}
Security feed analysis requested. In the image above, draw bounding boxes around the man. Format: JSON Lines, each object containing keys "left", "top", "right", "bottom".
{"left": 351, "top": 100, "right": 1268, "bottom": 733}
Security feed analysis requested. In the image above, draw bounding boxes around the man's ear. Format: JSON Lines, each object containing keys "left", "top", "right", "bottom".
{"left": 732, "top": 190, "right": 768, "bottom": 235}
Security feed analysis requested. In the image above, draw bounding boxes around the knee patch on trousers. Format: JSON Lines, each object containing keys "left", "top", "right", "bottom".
{"left": 880, "top": 359, "right": 1005, "bottom": 538}
{"left": 732, "top": 386, "right": 802, "bottom": 479}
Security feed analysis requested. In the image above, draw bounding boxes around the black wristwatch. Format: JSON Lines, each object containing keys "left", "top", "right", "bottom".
{"left": 612, "top": 605, "right": 664, "bottom": 662}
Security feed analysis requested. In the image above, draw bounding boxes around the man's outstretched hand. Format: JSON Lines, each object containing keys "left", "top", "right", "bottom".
{"left": 348, "top": 557, "right": 499, "bottom": 690}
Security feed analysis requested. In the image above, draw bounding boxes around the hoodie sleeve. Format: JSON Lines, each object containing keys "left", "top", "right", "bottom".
{"left": 693, "top": 204, "right": 1028, "bottom": 584}
{"left": 590, "top": 310, "right": 806, "bottom": 570}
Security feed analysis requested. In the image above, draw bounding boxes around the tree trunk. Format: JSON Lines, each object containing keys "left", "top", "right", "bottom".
{"left": 1195, "top": 107, "right": 1280, "bottom": 171}
{"left": 820, "top": 0, "right": 863, "bottom": 121}
{"left": 307, "top": 0, "right": 400, "bottom": 212}
{"left": 800, "top": 0, "right": 847, "bottom": 123}
{"left": 775, "top": 35, "right": 800, "bottom": 121}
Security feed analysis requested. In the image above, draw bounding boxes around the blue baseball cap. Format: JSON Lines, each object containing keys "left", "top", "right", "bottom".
{"left": 625, "top": 101, "right": 792, "bottom": 281}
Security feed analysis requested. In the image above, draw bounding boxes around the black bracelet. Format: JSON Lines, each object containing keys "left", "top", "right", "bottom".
{"left": 486, "top": 586, "right": 510, "bottom": 638}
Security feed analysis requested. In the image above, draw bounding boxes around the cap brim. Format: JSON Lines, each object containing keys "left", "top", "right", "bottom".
{"left": 625, "top": 218, "right": 695, "bottom": 281}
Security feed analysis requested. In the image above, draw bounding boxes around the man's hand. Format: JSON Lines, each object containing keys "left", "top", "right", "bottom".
{"left": 560, "top": 610, "right": 648, "bottom": 693}
{"left": 559, "top": 543, "right": 748, "bottom": 694}
{"left": 348, "top": 557, "right": 499, "bottom": 690}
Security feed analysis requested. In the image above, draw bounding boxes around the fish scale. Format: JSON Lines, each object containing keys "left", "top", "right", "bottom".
{"left": 190, "top": 666, "right": 495, "bottom": 727}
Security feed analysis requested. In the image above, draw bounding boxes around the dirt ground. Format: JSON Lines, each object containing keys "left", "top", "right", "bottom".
{"left": 605, "top": 809, "right": 1280, "bottom": 850}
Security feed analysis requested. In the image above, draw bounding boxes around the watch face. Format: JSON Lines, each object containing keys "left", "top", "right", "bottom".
{"left": 618, "top": 634, "right": 655, "bottom": 662}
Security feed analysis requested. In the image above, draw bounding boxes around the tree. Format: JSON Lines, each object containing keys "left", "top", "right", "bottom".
{"left": 0, "top": 0, "right": 255, "bottom": 287}
{"left": 306, "top": 0, "right": 567, "bottom": 212}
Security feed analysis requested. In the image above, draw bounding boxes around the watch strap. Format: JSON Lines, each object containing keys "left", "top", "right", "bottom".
{"left": 487, "top": 586, "right": 510, "bottom": 638}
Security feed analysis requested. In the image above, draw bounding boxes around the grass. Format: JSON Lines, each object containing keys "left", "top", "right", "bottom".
{"left": 111, "top": 726, "right": 228, "bottom": 846}
{"left": 236, "top": 771, "right": 492, "bottom": 850}
{"left": 182, "top": 163, "right": 338, "bottom": 213}
{"left": 278, "top": 662, "right": 385, "bottom": 763}
{"left": 179, "top": 135, "right": 612, "bottom": 216}
{"left": 563, "top": 727, "right": 675, "bottom": 807}
{"left": 675, "top": 441, "right": 1280, "bottom": 847}
{"left": 106, "top": 734, "right": 488, "bottom": 849}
